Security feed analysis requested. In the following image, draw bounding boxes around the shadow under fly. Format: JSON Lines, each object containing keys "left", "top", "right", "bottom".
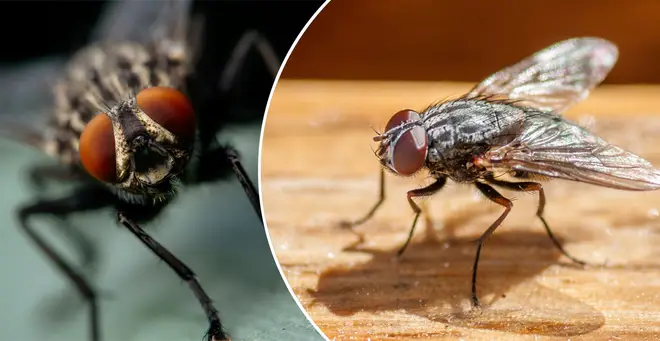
{"left": 342, "top": 37, "right": 660, "bottom": 307}
{"left": 0, "top": 1, "right": 279, "bottom": 340}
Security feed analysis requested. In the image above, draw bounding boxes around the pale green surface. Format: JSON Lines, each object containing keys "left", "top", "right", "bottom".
{"left": 0, "top": 125, "right": 321, "bottom": 341}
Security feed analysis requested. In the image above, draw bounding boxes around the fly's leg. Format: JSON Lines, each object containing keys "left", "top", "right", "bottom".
{"left": 50, "top": 217, "right": 98, "bottom": 271}
{"left": 28, "top": 163, "right": 87, "bottom": 190}
{"left": 224, "top": 146, "right": 261, "bottom": 222}
{"left": 195, "top": 29, "right": 279, "bottom": 144}
{"left": 472, "top": 182, "right": 513, "bottom": 307}
{"left": 116, "top": 212, "right": 229, "bottom": 341}
{"left": 17, "top": 185, "right": 116, "bottom": 341}
{"left": 340, "top": 168, "right": 387, "bottom": 228}
{"left": 485, "top": 173, "right": 587, "bottom": 266}
{"left": 191, "top": 31, "right": 277, "bottom": 224}
{"left": 26, "top": 164, "right": 99, "bottom": 268}
{"left": 218, "top": 30, "right": 280, "bottom": 92}
{"left": 194, "top": 145, "right": 262, "bottom": 223}
{"left": 397, "top": 177, "right": 447, "bottom": 257}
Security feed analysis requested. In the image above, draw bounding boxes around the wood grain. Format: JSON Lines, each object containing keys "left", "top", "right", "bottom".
{"left": 261, "top": 79, "right": 660, "bottom": 341}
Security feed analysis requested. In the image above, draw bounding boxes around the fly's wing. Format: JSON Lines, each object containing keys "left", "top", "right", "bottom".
{"left": 467, "top": 37, "right": 618, "bottom": 114}
{"left": 90, "top": 0, "right": 200, "bottom": 90}
{"left": 485, "top": 113, "right": 660, "bottom": 191}
{"left": 91, "top": 0, "right": 192, "bottom": 46}
{"left": 0, "top": 57, "right": 66, "bottom": 146}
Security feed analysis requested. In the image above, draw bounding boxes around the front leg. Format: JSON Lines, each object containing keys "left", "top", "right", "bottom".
{"left": 27, "top": 163, "right": 88, "bottom": 190}
{"left": 191, "top": 145, "right": 261, "bottom": 223}
{"left": 341, "top": 168, "right": 387, "bottom": 229}
{"left": 397, "top": 177, "right": 447, "bottom": 257}
{"left": 26, "top": 163, "right": 99, "bottom": 269}
{"left": 116, "top": 212, "right": 229, "bottom": 341}
{"left": 17, "top": 185, "right": 117, "bottom": 341}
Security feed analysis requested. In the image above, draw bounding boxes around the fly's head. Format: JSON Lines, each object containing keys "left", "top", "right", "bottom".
{"left": 79, "top": 86, "right": 196, "bottom": 201}
{"left": 374, "top": 109, "right": 429, "bottom": 177}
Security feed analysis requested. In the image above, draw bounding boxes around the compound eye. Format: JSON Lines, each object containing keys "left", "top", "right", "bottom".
{"left": 385, "top": 109, "right": 428, "bottom": 175}
{"left": 80, "top": 113, "right": 118, "bottom": 183}
{"left": 136, "top": 86, "right": 196, "bottom": 143}
{"left": 385, "top": 109, "right": 421, "bottom": 131}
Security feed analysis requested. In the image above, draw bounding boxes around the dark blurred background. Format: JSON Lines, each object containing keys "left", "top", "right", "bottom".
{"left": 282, "top": 0, "right": 660, "bottom": 84}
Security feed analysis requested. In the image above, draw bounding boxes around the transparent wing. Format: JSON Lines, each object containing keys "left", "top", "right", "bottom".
{"left": 0, "top": 57, "right": 66, "bottom": 146}
{"left": 485, "top": 113, "right": 660, "bottom": 191}
{"left": 91, "top": 0, "right": 200, "bottom": 83}
{"left": 91, "top": 0, "right": 192, "bottom": 45}
{"left": 467, "top": 37, "right": 618, "bottom": 114}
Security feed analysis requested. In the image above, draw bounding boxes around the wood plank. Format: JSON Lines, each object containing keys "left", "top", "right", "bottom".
{"left": 262, "top": 79, "right": 660, "bottom": 341}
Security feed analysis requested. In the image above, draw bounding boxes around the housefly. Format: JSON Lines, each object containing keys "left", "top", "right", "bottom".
{"left": 343, "top": 37, "right": 660, "bottom": 307}
{"left": 0, "top": 1, "right": 278, "bottom": 340}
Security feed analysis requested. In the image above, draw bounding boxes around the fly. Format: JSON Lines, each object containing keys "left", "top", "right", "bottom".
{"left": 342, "top": 37, "right": 660, "bottom": 307}
{"left": 2, "top": 1, "right": 279, "bottom": 340}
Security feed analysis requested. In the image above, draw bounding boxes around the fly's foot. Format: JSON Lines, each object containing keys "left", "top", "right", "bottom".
{"left": 395, "top": 244, "right": 407, "bottom": 259}
{"left": 338, "top": 219, "right": 356, "bottom": 229}
{"left": 559, "top": 256, "right": 594, "bottom": 270}
{"left": 560, "top": 250, "right": 590, "bottom": 268}
{"left": 471, "top": 295, "right": 482, "bottom": 308}
{"left": 206, "top": 321, "right": 230, "bottom": 341}
{"left": 339, "top": 220, "right": 365, "bottom": 241}
{"left": 338, "top": 221, "right": 367, "bottom": 252}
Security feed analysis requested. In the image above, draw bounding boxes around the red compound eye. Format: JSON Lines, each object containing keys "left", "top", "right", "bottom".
{"left": 136, "top": 86, "right": 196, "bottom": 142}
{"left": 80, "top": 113, "right": 118, "bottom": 183}
{"left": 384, "top": 109, "right": 428, "bottom": 176}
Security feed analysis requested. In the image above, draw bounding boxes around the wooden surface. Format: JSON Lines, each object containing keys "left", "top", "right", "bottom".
{"left": 282, "top": 0, "right": 660, "bottom": 84}
{"left": 261, "top": 79, "right": 660, "bottom": 341}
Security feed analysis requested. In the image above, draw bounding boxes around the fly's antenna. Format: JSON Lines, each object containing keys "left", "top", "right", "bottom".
{"left": 369, "top": 125, "right": 381, "bottom": 135}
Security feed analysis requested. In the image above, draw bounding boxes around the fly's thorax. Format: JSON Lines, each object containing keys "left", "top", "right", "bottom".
{"left": 421, "top": 98, "right": 525, "bottom": 182}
